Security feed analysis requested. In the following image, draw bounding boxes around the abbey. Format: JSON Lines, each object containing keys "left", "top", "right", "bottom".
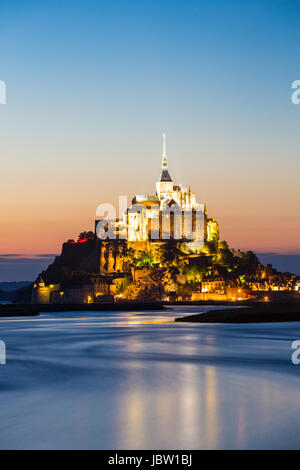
{"left": 96, "top": 134, "right": 219, "bottom": 251}
{"left": 94, "top": 135, "right": 220, "bottom": 279}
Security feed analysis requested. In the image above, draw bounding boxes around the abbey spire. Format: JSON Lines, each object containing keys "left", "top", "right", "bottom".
{"left": 159, "top": 133, "right": 172, "bottom": 183}
{"left": 156, "top": 133, "right": 173, "bottom": 201}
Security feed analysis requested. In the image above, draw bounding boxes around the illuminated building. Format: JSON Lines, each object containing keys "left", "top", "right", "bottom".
{"left": 96, "top": 135, "right": 219, "bottom": 253}
{"left": 201, "top": 278, "right": 226, "bottom": 294}
{"left": 31, "top": 276, "right": 60, "bottom": 304}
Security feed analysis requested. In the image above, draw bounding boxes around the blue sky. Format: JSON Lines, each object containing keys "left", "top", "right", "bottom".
{"left": 1, "top": 0, "right": 300, "bottom": 280}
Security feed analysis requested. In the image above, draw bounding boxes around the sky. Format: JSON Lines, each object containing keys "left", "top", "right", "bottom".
{"left": 0, "top": 0, "right": 300, "bottom": 280}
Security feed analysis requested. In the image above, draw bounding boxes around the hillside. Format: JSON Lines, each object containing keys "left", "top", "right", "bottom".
{"left": 14, "top": 232, "right": 98, "bottom": 303}
{"left": 0, "top": 289, "right": 16, "bottom": 301}
{"left": 0, "top": 281, "right": 31, "bottom": 292}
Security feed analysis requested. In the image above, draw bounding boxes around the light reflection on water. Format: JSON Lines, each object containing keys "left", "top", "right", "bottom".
{"left": 0, "top": 306, "right": 300, "bottom": 449}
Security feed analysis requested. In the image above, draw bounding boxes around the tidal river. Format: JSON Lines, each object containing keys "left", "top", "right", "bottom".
{"left": 0, "top": 305, "right": 300, "bottom": 449}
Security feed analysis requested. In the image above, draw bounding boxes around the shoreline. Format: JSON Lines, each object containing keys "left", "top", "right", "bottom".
{"left": 0, "top": 302, "right": 165, "bottom": 317}
{"left": 2, "top": 301, "right": 300, "bottom": 322}
{"left": 175, "top": 302, "right": 300, "bottom": 323}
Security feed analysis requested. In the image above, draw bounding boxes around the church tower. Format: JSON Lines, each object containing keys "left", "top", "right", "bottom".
{"left": 156, "top": 134, "right": 173, "bottom": 201}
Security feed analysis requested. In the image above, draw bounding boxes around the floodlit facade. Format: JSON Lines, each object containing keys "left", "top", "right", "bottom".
{"left": 101, "top": 135, "right": 219, "bottom": 252}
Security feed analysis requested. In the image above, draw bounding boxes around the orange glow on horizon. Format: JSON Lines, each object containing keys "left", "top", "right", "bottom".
{"left": 1, "top": 146, "right": 299, "bottom": 255}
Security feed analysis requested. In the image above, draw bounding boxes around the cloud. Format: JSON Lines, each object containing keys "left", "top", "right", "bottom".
{"left": 0, "top": 255, "right": 57, "bottom": 281}
{"left": 0, "top": 254, "right": 57, "bottom": 265}
{"left": 255, "top": 252, "right": 300, "bottom": 275}
{"left": 255, "top": 250, "right": 300, "bottom": 256}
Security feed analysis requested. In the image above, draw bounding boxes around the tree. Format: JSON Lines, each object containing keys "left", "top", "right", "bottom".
{"left": 161, "top": 240, "right": 184, "bottom": 264}
{"left": 78, "top": 231, "right": 95, "bottom": 242}
{"left": 135, "top": 252, "right": 156, "bottom": 269}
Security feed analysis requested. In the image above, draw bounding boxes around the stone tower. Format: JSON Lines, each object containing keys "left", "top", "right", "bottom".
{"left": 31, "top": 275, "right": 60, "bottom": 304}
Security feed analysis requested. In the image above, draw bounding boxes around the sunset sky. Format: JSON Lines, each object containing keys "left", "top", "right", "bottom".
{"left": 1, "top": 0, "right": 300, "bottom": 280}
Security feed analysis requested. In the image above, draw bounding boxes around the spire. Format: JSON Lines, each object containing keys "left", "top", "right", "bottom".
{"left": 158, "top": 133, "right": 172, "bottom": 182}
{"left": 162, "top": 133, "right": 167, "bottom": 169}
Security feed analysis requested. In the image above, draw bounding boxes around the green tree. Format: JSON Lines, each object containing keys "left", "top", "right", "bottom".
{"left": 135, "top": 252, "right": 156, "bottom": 268}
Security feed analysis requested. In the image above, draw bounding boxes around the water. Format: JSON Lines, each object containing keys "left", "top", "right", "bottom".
{"left": 0, "top": 305, "right": 300, "bottom": 450}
